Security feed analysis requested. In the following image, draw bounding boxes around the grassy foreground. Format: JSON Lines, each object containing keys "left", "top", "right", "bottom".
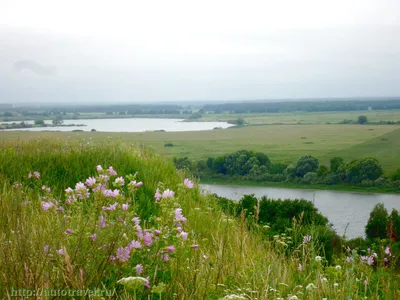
{"left": 0, "top": 139, "right": 399, "bottom": 299}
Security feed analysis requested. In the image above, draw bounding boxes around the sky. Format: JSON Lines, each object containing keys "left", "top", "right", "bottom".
{"left": 0, "top": 0, "right": 400, "bottom": 104}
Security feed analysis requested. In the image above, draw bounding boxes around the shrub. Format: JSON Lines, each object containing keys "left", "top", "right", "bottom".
{"left": 365, "top": 203, "right": 388, "bottom": 240}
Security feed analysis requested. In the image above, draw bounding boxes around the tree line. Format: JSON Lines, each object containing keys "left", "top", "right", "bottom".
{"left": 173, "top": 150, "right": 400, "bottom": 189}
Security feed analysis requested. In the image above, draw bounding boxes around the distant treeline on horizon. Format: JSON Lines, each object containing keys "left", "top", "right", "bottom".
{"left": 1, "top": 97, "right": 400, "bottom": 114}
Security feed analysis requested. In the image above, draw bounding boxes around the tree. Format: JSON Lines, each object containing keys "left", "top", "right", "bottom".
{"left": 391, "top": 168, "right": 400, "bottom": 181}
{"left": 212, "top": 156, "right": 227, "bottom": 174}
{"left": 389, "top": 209, "right": 400, "bottom": 241}
{"left": 235, "top": 118, "right": 245, "bottom": 125}
{"left": 357, "top": 115, "right": 368, "bottom": 124}
{"left": 34, "top": 119, "right": 45, "bottom": 126}
{"left": 295, "top": 155, "right": 319, "bottom": 177}
{"left": 365, "top": 203, "right": 388, "bottom": 240}
{"left": 330, "top": 157, "right": 344, "bottom": 172}
{"left": 345, "top": 158, "right": 383, "bottom": 184}
{"left": 52, "top": 115, "right": 64, "bottom": 126}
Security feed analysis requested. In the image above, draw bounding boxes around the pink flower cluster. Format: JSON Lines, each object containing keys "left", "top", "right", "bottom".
{"left": 28, "top": 171, "right": 40, "bottom": 179}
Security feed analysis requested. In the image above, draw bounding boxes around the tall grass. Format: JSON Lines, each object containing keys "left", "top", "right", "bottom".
{"left": 0, "top": 138, "right": 398, "bottom": 299}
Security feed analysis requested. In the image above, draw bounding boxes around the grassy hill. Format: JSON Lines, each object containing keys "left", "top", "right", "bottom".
{"left": 0, "top": 139, "right": 398, "bottom": 299}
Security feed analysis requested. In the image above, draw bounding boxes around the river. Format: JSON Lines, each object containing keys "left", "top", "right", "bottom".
{"left": 201, "top": 184, "right": 400, "bottom": 239}
{"left": 1, "top": 118, "right": 233, "bottom": 132}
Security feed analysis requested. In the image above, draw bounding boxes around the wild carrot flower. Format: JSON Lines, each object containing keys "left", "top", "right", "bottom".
{"left": 135, "top": 264, "right": 143, "bottom": 275}
{"left": 108, "top": 166, "right": 117, "bottom": 176}
{"left": 114, "top": 177, "right": 125, "bottom": 187}
{"left": 41, "top": 201, "right": 54, "bottom": 211}
{"left": 184, "top": 178, "right": 194, "bottom": 188}
{"left": 334, "top": 283, "right": 339, "bottom": 288}
{"left": 117, "top": 276, "right": 148, "bottom": 291}
{"left": 122, "top": 203, "right": 129, "bottom": 211}
{"left": 166, "top": 245, "right": 175, "bottom": 253}
{"left": 306, "top": 283, "right": 316, "bottom": 291}
{"left": 85, "top": 177, "right": 96, "bottom": 187}
{"left": 90, "top": 233, "right": 97, "bottom": 241}
{"left": 116, "top": 247, "right": 131, "bottom": 262}
{"left": 162, "top": 189, "right": 175, "bottom": 199}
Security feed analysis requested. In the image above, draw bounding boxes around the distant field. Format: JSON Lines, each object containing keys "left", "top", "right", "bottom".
{"left": 1, "top": 124, "right": 399, "bottom": 174}
{"left": 201, "top": 110, "right": 400, "bottom": 125}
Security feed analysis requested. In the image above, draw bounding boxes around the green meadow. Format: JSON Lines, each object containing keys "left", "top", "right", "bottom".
{"left": 0, "top": 139, "right": 399, "bottom": 299}
{"left": 2, "top": 123, "right": 399, "bottom": 174}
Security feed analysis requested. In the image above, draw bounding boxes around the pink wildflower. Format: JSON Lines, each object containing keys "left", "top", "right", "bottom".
{"left": 180, "top": 231, "right": 189, "bottom": 240}
{"left": 102, "top": 202, "right": 119, "bottom": 211}
{"left": 33, "top": 171, "right": 40, "bottom": 179}
{"left": 127, "top": 240, "right": 142, "bottom": 250}
{"left": 154, "top": 188, "right": 162, "bottom": 201}
{"left": 98, "top": 175, "right": 110, "bottom": 184}
{"left": 44, "top": 245, "right": 50, "bottom": 254}
{"left": 103, "top": 189, "right": 119, "bottom": 198}
{"left": 298, "top": 264, "right": 303, "bottom": 272}
{"left": 99, "top": 215, "right": 107, "bottom": 228}
{"left": 65, "top": 229, "right": 73, "bottom": 234}
{"left": 41, "top": 201, "right": 54, "bottom": 211}
{"left": 136, "top": 226, "right": 144, "bottom": 238}
{"left": 385, "top": 246, "right": 391, "bottom": 256}
{"left": 184, "top": 178, "right": 194, "bottom": 189}
{"left": 346, "top": 257, "right": 351, "bottom": 264}
{"left": 56, "top": 248, "right": 64, "bottom": 256}
{"left": 136, "top": 264, "right": 143, "bottom": 275}
{"left": 143, "top": 232, "right": 153, "bottom": 247}
{"left": 303, "top": 235, "right": 312, "bottom": 244}
{"left": 90, "top": 233, "right": 97, "bottom": 241}
{"left": 162, "top": 254, "right": 169, "bottom": 261}
{"left": 122, "top": 203, "right": 129, "bottom": 211}
{"left": 28, "top": 172, "right": 32, "bottom": 179}
{"left": 116, "top": 247, "right": 130, "bottom": 262}
{"left": 85, "top": 177, "right": 96, "bottom": 187}
{"left": 162, "top": 189, "right": 175, "bottom": 199}
{"left": 133, "top": 217, "right": 140, "bottom": 226}
{"left": 167, "top": 245, "right": 175, "bottom": 253}
{"left": 65, "top": 187, "right": 73, "bottom": 194}
{"left": 136, "top": 181, "right": 143, "bottom": 187}
{"left": 144, "top": 277, "right": 151, "bottom": 289}
{"left": 75, "top": 182, "right": 90, "bottom": 199}
{"left": 108, "top": 166, "right": 117, "bottom": 176}
{"left": 191, "top": 244, "right": 199, "bottom": 249}
{"left": 114, "top": 176, "right": 125, "bottom": 187}
{"left": 175, "top": 208, "right": 187, "bottom": 223}
{"left": 154, "top": 229, "right": 161, "bottom": 236}
{"left": 96, "top": 165, "right": 103, "bottom": 172}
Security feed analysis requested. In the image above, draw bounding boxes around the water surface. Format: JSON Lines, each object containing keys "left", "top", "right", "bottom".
{"left": 201, "top": 184, "right": 400, "bottom": 238}
{"left": 2, "top": 118, "right": 233, "bottom": 132}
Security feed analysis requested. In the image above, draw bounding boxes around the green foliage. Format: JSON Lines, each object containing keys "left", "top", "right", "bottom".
{"left": 52, "top": 114, "right": 64, "bottom": 126}
{"left": 346, "top": 157, "right": 383, "bottom": 184}
{"left": 295, "top": 155, "right": 319, "bottom": 177}
{"left": 330, "top": 157, "right": 344, "bottom": 172}
{"left": 389, "top": 209, "right": 400, "bottom": 240}
{"left": 34, "top": 119, "right": 45, "bottom": 125}
{"left": 358, "top": 115, "right": 368, "bottom": 124}
{"left": 317, "top": 165, "right": 329, "bottom": 177}
{"left": 365, "top": 203, "right": 388, "bottom": 239}
{"left": 391, "top": 168, "right": 400, "bottom": 181}
{"left": 235, "top": 118, "right": 245, "bottom": 125}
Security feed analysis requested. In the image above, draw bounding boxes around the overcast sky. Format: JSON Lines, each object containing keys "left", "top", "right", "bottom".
{"left": 1, "top": 0, "right": 400, "bottom": 104}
